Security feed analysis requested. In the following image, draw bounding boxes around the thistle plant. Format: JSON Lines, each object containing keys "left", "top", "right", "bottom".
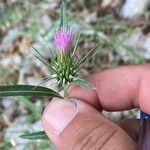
{"left": 33, "top": 1, "right": 101, "bottom": 98}
{"left": 0, "top": 1, "right": 101, "bottom": 141}
{"left": 52, "top": 26, "right": 76, "bottom": 94}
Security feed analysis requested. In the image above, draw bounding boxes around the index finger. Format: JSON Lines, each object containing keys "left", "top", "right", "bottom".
{"left": 69, "top": 64, "right": 150, "bottom": 113}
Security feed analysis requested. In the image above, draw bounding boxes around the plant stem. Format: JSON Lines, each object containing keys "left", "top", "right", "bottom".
{"left": 64, "top": 84, "right": 68, "bottom": 98}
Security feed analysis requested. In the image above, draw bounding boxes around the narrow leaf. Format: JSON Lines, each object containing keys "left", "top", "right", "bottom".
{"left": 60, "top": 1, "right": 67, "bottom": 28}
{"left": 73, "top": 78, "right": 96, "bottom": 89}
{"left": 20, "top": 131, "right": 48, "bottom": 140}
{"left": 0, "top": 85, "right": 62, "bottom": 98}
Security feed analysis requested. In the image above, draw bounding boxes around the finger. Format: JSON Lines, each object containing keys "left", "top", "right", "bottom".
{"left": 43, "top": 98, "right": 137, "bottom": 150}
{"left": 69, "top": 64, "right": 150, "bottom": 113}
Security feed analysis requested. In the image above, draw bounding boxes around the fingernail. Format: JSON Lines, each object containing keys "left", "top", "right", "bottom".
{"left": 43, "top": 98, "right": 78, "bottom": 134}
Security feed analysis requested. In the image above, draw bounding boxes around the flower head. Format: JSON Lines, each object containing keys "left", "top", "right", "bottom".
{"left": 54, "top": 27, "right": 73, "bottom": 53}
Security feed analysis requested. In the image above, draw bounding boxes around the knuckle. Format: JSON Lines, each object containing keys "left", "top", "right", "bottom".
{"left": 73, "top": 122, "right": 117, "bottom": 150}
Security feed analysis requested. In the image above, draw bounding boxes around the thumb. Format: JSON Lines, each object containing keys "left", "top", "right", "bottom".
{"left": 42, "top": 98, "right": 137, "bottom": 150}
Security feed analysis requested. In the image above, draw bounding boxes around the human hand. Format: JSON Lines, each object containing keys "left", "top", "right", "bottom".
{"left": 42, "top": 64, "right": 150, "bottom": 150}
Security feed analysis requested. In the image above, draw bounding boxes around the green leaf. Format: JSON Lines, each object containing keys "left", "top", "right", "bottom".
{"left": 0, "top": 85, "right": 62, "bottom": 98}
{"left": 60, "top": 1, "right": 67, "bottom": 28}
{"left": 20, "top": 131, "right": 48, "bottom": 140}
{"left": 73, "top": 78, "right": 96, "bottom": 89}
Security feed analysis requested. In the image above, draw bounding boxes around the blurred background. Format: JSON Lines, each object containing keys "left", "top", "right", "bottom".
{"left": 0, "top": 0, "right": 150, "bottom": 149}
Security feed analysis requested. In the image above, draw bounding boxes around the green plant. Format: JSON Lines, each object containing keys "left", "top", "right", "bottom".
{"left": 0, "top": 1, "right": 101, "bottom": 141}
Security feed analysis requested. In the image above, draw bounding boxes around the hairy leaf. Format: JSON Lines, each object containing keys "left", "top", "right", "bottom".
{"left": 0, "top": 85, "right": 61, "bottom": 98}
{"left": 60, "top": 1, "right": 67, "bottom": 28}
{"left": 20, "top": 131, "right": 48, "bottom": 140}
{"left": 73, "top": 78, "right": 96, "bottom": 89}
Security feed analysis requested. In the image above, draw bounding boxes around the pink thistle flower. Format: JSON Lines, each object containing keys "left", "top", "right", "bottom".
{"left": 54, "top": 27, "right": 73, "bottom": 53}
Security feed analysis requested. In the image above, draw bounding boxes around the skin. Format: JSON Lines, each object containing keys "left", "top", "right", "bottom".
{"left": 43, "top": 64, "right": 150, "bottom": 150}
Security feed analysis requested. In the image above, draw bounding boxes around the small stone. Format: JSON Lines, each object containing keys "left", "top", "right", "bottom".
{"left": 120, "top": 0, "right": 148, "bottom": 18}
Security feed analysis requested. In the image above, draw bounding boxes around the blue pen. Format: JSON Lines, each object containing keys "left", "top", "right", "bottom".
{"left": 139, "top": 111, "right": 150, "bottom": 150}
